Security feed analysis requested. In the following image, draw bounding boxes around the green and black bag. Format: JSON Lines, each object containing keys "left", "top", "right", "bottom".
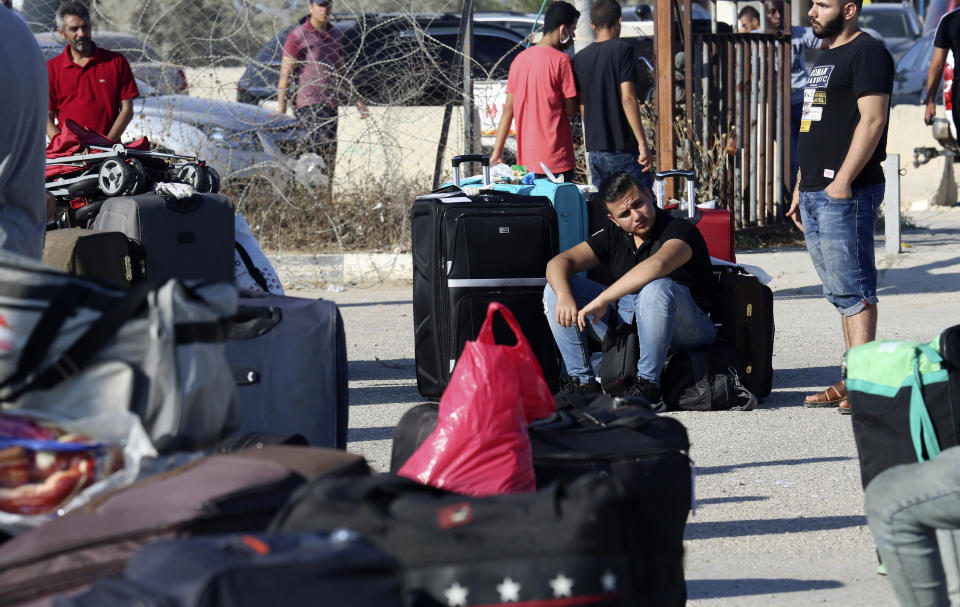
{"left": 846, "top": 324, "right": 960, "bottom": 490}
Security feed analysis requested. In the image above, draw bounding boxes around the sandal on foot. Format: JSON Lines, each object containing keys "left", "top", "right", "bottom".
{"left": 804, "top": 380, "right": 846, "bottom": 408}
{"left": 838, "top": 399, "right": 851, "bottom": 415}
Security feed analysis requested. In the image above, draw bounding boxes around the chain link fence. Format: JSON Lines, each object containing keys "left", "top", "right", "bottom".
{"left": 25, "top": 0, "right": 544, "bottom": 252}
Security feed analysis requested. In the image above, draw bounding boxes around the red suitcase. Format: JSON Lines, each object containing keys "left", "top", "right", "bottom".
{"left": 655, "top": 170, "right": 736, "bottom": 263}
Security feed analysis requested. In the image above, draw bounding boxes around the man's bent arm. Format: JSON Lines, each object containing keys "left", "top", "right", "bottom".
{"left": 577, "top": 239, "right": 692, "bottom": 330}
{"left": 47, "top": 111, "right": 60, "bottom": 140}
{"left": 106, "top": 99, "right": 134, "bottom": 143}
{"left": 489, "top": 93, "right": 514, "bottom": 167}
{"left": 546, "top": 242, "right": 600, "bottom": 328}
{"left": 563, "top": 96, "right": 578, "bottom": 119}
{"left": 620, "top": 81, "right": 651, "bottom": 170}
{"left": 825, "top": 93, "right": 889, "bottom": 199}
{"left": 925, "top": 47, "right": 948, "bottom": 125}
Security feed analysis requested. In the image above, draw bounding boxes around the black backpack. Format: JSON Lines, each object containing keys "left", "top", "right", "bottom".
{"left": 661, "top": 342, "right": 758, "bottom": 411}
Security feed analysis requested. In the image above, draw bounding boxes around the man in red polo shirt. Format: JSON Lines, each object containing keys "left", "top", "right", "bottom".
{"left": 46, "top": 1, "right": 138, "bottom": 144}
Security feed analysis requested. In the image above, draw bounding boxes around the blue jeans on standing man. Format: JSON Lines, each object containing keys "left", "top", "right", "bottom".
{"left": 543, "top": 276, "right": 716, "bottom": 386}
{"left": 798, "top": 183, "right": 885, "bottom": 316}
{"left": 866, "top": 446, "right": 960, "bottom": 607}
{"left": 588, "top": 151, "right": 653, "bottom": 189}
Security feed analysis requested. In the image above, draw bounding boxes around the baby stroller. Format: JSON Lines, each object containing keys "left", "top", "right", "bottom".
{"left": 46, "top": 120, "right": 221, "bottom": 228}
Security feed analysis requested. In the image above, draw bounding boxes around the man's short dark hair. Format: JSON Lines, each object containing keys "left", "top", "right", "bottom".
{"left": 738, "top": 5, "right": 760, "bottom": 21}
{"left": 56, "top": 0, "right": 90, "bottom": 29}
{"left": 543, "top": 1, "right": 580, "bottom": 34}
{"left": 590, "top": 0, "right": 622, "bottom": 31}
{"left": 598, "top": 172, "right": 650, "bottom": 207}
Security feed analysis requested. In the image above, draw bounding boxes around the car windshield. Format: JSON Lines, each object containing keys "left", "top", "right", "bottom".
{"left": 860, "top": 10, "right": 910, "bottom": 38}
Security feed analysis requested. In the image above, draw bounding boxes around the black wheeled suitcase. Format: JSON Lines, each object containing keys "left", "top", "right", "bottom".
{"left": 270, "top": 473, "right": 650, "bottom": 606}
{"left": 42, "top": 228, "right": 146, "bottom": 286}
{"left": 92, "top": 193, "right": 234, "bottom": 283}
{"left": 412, "top": 154, "right": 561, "bottom": 399}
{"left": 56, "top": 531, "right": 407, "bottom": 607}
{"left": 712, "top": 267, "right": 774, "bottom": 397}
{"left": 223, "top": 294, "right": 349, "bottom": 449}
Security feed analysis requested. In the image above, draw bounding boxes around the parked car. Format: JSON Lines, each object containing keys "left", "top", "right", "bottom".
{"left": 35, "top": 31, "right": 187, "bottom": 95}
{"left": 859, "top": 2, "right": 922, "bottom": 60}
{"left": 124, "top": 92, "right": 307, "bottom": 180}
{"left": 924, "top": 0, "right": 960, "bottom": 35}
{"left": 892, "top": 31, "right": 936, "bottom": 104}
{"left": 237, "top": 14, "right": 527, "bottom": 107}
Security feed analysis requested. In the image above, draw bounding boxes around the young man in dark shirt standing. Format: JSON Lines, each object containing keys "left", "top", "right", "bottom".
{"left": 923, "top": 8, "right": 960, "bottom": 130}
{"left": 785, "top": 0, "right": 893, "bottom": 412}
{"left": 572, "top": 0, "right": 651, "bottom": 187}
{"left": 543, "top": 172, "right": 717, "bottom": 405}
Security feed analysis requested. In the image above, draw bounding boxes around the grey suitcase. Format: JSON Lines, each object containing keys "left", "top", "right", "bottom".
{"left": 224, "top": 294, "right": 349, "bottom": 449}
{"left": 91, "top": 193, "right": 234, "bottom": 283}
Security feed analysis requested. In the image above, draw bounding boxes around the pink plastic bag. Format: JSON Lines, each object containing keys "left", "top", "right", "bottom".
{"left": 398, "top": 302, "right": 556, "bottom": 495}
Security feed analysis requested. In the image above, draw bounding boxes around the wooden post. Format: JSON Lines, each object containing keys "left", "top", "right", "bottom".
{"left": 656, "top": 0, "right": 676, "bottom": 197}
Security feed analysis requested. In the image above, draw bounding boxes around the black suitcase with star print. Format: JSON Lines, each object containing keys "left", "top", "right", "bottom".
{"left": 270, "top": 473, "right": 645, "bottom": 606}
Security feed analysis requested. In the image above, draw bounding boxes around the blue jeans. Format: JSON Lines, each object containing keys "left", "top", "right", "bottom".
{"left": 798, "top": 183, "right": 885, "bottom": 316}
{"left": 866, "top": 446, "right": 960, "bottom": 607}
{"left": 543, "top": 276, "right": 716, "bottom": 386}
{"left": 588, "top": 151, "right": 653, "bottom": 189}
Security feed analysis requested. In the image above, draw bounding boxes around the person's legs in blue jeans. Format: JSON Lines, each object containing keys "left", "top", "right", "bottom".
{"left": 617, "top": 277, "right": 716, "bottom": 386}
{"left": 588, "top": 151, "right": 652, "bottom": 189}
{"left": 543, "top": 277, "right": 613, "bottom": 382}
{"left": 866, "top": 446, "right": 960, "bottom": 607}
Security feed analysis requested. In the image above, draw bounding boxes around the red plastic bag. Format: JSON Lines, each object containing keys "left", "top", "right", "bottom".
{"left": 398, "top": 302, "right": 556, "bottom": 495}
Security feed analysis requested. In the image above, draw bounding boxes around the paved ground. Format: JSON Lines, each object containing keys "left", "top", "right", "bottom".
{"left": 291, "top": 206, "right": 960, "bottom": 606}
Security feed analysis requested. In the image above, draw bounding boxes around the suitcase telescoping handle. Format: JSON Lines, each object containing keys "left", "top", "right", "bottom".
{"left": 654, "top": 169, "right": 696, "bottom": 218}
{"left": 451, "top": 154, "right": 491, "bottom": 188}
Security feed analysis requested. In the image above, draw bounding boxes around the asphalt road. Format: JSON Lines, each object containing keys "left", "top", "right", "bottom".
{"left": 293, "top": 206, "right": 960, "bottom": 606}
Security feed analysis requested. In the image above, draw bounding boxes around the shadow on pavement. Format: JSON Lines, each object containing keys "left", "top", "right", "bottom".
{"left": 347, "top": 426, "right": 396, "bottom": 442}
{"left": 349, "top": 383, "right": 422, "bottom": 406}
{"left": 770, "top": 365, "right": 841, "bottom": 390}
{"left": 695, "top": 456, "right": 852, "bottom": 475}
{"left": 338, "top": 300, "right": 412, "bottom": 308}
{"left": 696, "top": 496, "right": 769, "bottom": 506}
{"left": 350, "top": 358, "right": 416, "bottom": 381}
{"left": 686, "top": 515, "right": 866, "bottom": 539}
{"left": 686, "top": 577, "right": 843, "bottom": 599}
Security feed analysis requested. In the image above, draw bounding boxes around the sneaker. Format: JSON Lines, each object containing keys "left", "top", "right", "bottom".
{"left": 560, "top": 377, "right": 601, "bottom": 395}
{"left": 623, "top": 377, "right": 666, "bottom": 412}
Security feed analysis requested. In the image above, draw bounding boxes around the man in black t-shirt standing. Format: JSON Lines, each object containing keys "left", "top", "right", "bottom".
{"left": 573, "top": 0, "right": 652, "bottom": 187}
{"left": 785, "top": 0, "right": 893, "bottom": 413}
{"left": 543, "top": 173, "right": 717, "bottom": 407}
{"left": 923, "top": 8, "right": 960, "bottom": 130}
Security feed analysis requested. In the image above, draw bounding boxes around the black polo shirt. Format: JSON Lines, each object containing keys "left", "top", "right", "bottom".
{"left": 586, "top": 208, "right": 716, "bottom": 313}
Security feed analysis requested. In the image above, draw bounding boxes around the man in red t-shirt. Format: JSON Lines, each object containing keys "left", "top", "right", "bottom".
{"left": 46, "top": 1, "right": 139, "bottom": 144}
{"left": 489, "top": 1, "right": 580, "bottom": 182}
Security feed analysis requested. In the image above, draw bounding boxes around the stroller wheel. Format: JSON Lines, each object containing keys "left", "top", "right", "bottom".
{"left": 177, "top": 162, "right": 210, "bottom": 193}
{"left": 98, "top": 158, "right": 130, "bottom": 197}
{"left": 202, "top": 165, "right": 220, "bottom": 193}
{"left": 124, "top": 157, "right": 146, "bottom": 195}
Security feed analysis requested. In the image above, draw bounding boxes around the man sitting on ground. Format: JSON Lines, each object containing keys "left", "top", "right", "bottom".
{"left": 543, "top": 172, "right": 717, "bottom": 406}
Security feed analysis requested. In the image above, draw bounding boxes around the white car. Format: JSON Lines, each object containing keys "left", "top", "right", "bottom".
{"left": 124, "top": 85, "right": 310, "bottom": 181}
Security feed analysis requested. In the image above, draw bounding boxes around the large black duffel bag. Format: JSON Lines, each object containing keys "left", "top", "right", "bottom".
{"left": 847, "top": 325, "right": 960, "bottom": 490}
{"left": 270, "top": 473, "right": 662, "bottom": 606}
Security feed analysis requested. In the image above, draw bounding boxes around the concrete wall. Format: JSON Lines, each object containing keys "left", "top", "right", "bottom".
{"left": 886, "top": 104, "right": 959, "bottom": 209}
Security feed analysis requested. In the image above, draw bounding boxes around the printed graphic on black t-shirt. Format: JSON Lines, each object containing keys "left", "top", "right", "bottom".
{"left": 797, "top": 33, "right": 894, "bottom": 192}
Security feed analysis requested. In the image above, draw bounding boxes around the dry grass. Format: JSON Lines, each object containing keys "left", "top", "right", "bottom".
{"left": 222, "top": 177, "right": 420, "bottom": 254}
